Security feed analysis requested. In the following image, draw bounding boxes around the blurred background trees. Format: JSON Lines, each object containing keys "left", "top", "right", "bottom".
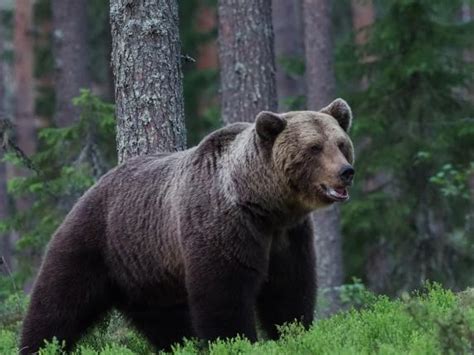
{"left": 0, "top": 0, "right": 473, "bottom": 318}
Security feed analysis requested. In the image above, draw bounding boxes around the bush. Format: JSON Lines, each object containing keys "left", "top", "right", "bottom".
{"left": 2, "top": 284, "right": 474, "bottom": 354}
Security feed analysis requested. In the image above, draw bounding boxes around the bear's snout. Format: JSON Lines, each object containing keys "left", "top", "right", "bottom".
{"left": 339, "top": 165, "right": 355, "bottom": 185}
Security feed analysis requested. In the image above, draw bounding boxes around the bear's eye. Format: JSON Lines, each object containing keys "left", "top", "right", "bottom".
{"left": 338, "top": 142, "right": 345, "bottom": 151}
{"left": 310, "top": 144, "right": 323, "bottom": 153}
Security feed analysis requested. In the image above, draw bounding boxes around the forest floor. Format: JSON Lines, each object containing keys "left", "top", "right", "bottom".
{"left": 2, "top": 284, "right": 474, "bottom": 354}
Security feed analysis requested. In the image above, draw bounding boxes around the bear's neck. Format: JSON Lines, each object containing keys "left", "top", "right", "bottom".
{"left": 221, "top": 128, "right": 308, "bottom": 228}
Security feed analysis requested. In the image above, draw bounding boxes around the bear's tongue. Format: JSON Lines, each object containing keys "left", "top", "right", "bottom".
{"left": 327, "top": 186, "right": 348, "bottom": 200}
{"left": 334, "top": 187, "right": 347, "bottom": 196}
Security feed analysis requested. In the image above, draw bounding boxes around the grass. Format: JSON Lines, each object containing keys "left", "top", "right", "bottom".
{"left": 1, "top": 284, "right": 474, "bottom": 354}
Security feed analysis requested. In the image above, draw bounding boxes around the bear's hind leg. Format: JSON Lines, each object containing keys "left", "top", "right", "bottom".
{"left": 123, "top": 303, "right": 193, "bottom": 351}
{"left": 20, "top": 247, "right": 113, "bottom": 354}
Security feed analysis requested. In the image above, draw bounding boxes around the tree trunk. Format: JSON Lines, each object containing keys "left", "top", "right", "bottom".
{"left": 272, "top": 0, "right": 305, "bottom": 111}
{"left": 0, "top": 20, "right": 11, "bottom": 269}
{"left": 12, "top": 0, "right": 37, "bottom": 282}
{"left": 303, "top": 0, "right": 343, "bottom": 317}
{"left": 350, "top": 0, "right": 375, "bottom": 46}
{"left": 14, "top": 0, "right": 36, "bottom": 162}
{"left": 52, "top": 0, "right": 91, "bottom": 127}
{"left": 218, "top": 0, "right": 277, "bottom": 124}
{"left": 110, "top": 0, "right": 187, "bottom": 163}
{"left": 14, "top": 0, "right": 37, "bottom": 208}
{"left": 350, "top": 0, "right": 390, "bottom": 293}
{"left": 350, "top": 0, "right": 375, "bottom": 89}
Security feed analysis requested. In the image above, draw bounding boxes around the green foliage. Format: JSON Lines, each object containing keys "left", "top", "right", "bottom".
{"left": 278, "top": 56, "right": 305, "bottom": 77}
{"left": 430, "top": 163, "right": 474, "bottom": 199}
{"left": 0, "top": 90, "right": 115, "bottom": 283}
{"left": 2, "top": 285, "right": 474, "bottom": 354}
{"left": 337, "top": 0, "right": 474, "bottom": 292}
{"left": 338, "top": 277, "right": 378, "bottom": 309}
{"left": 0, "top": 292, "right": 28, "bottom": 332}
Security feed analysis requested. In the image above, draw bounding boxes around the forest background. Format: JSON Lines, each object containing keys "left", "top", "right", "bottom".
{"left": 0, "top": 0, "right": 473, "bottom": 353}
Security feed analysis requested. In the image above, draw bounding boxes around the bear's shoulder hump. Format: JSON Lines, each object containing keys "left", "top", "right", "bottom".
{"left": 196, "top": 122, "right": 251, "bottom": 156}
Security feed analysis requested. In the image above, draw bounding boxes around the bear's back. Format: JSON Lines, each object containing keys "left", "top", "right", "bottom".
{"left": 94, "top": 122, "right": 252, "bottom": 297}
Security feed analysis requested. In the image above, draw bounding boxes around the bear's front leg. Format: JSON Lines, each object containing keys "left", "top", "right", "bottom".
{"left": 257, "top": 218, "right": 316, "bottom": 339}
{"left": 186, "top": 255, "right": 262, "bottom": 343}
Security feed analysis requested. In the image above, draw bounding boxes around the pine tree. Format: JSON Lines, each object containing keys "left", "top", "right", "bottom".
{"left": 110, "top": 0, "right": 187, "bottom": 162}
{"left": 218, "top": 0, "right": 277, "bottom": 123}
{"left": 303, "top": 0, "right": 344, "bottom": 316}
{"left": 338, "top": 0, "right": 474, "bottom": 293}
{"left": 52, "top": 0, "right": 90, "bottom": 127}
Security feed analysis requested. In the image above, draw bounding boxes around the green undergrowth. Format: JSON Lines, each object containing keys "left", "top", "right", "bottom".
{"left": 2, "top": 284, "right": 474, "bottom": 354}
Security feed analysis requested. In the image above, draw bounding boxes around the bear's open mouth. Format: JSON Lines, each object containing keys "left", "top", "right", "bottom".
{"left": 321, "top": 184, "right": 350, "bottom": 202}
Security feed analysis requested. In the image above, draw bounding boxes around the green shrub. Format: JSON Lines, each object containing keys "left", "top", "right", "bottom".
{"left": 2, "top": 284, "right": 474, "bottom": 354}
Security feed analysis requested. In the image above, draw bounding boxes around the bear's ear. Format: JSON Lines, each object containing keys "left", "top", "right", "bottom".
{"left": 320, "top": 98, "right": 353, "bottom": 132}
{"left": 255, "top": 111, "right": 287, "bottom": 141}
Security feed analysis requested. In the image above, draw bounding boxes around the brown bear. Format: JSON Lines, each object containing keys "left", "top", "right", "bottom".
{"left": 20, "top": 98, "right": 355, "bottom": 354}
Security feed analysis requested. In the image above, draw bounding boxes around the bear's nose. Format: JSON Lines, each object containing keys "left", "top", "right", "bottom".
{"left": 339, "top": 165, "right": 355, "bottom": 185}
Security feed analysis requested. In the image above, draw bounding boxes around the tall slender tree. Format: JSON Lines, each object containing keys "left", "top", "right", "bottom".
{"left": 351, "top": 0, "right": 375, "bottom": 46}
{"left": 303, "top": 0, "right": 343, "bottom": 317}
{"left": 349, "top": 0, "right": 388, "bottom": 293}
{"left": 272, "top": 0, "right": 305, "bottom": 111}
{"left": 110, "top": 0, "right": 187, "bottom": 163}
{"left": 14, "top": 0, "right": 36, "bottom": 165}
{"left": 0, "top": 17, "right": 11, "bottom": 268}
{"left": 52, "top": 0, "right": 90, "bottom": 127}
{"left": 218, "top": 0, "right": 277, "bottom": 123}
{"left": 10, "top": 0, "right": 37, "bottom": 281}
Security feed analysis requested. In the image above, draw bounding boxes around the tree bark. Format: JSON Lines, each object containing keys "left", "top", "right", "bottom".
{"left": 350, "top": 0, "right": 375, "bottom": 90}
{"left": 110, "top": 0, "right": 187, "bottom": 163}
{"left": 350, "top": 0, "right": 375, "bottom": 46}
{"left": 52, "top": 0, "right": 91, "bottom": 127}
{"left": 14, "top": 0, "right": 37, "bottom": 207}
{"left": 303, "top": 0, "right": 343, "bottom": 317}
{"left": 11, "top": 0, "right": 37, "bottom": 281}
{"left": 272, "top": 0, "right": 305, "bottom": 111}
{"left": 218, "top": 0, "right": 277, "bottom": 124}
{"left": 0, "top": 19, "right": 11, "bottom": 269}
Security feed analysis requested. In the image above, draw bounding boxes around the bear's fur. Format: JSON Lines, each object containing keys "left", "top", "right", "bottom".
{"left": 20, "top": 99, "right": 355, "bottom": 354}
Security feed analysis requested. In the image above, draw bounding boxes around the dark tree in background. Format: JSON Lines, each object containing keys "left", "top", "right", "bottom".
{"left": 110, "top": 0, "right": 187, "bottom": 163}
{"left": 52, "top": 0, "right": 90, "bottom": 127}
{"left": 272, "top": 0, "right": 306, "bottom": 111}
{"left": 303, "top": 0, "right": 343, "bottom": 317}
{"left": 6, "top": 0, "right": 38, "bottom": 282}
{"left": 348, "top": 0, "right": 390, "bottom": 294}
{"left": 0, "top": 18, "right": 11, "bottom": 268}
{"left": 14, "top": 0, "right": 36, "bottom": 165}
{"left": 218, "top": 0, "right": 277, "bottom": 123}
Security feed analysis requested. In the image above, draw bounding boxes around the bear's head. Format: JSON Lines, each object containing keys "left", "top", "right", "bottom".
{"left": 256, "top": 98, "right": 355, "bottom": 210}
